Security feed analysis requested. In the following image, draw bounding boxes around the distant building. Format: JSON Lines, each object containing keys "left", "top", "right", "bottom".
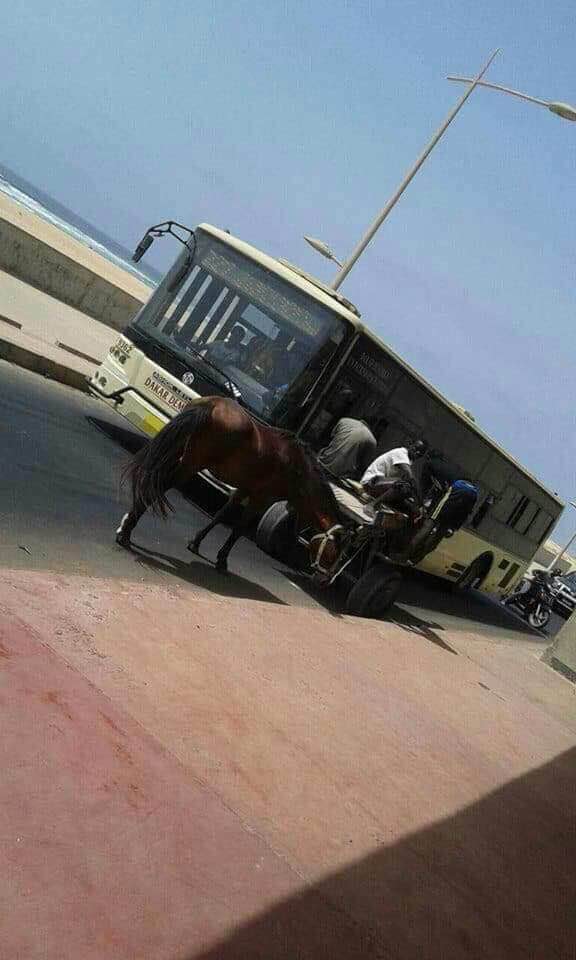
{"left": 529, "top": 539, "right": 576, "bottom": 575}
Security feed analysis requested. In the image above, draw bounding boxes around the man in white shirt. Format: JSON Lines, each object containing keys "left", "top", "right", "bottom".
{"left": 360, "top": 440, "right": 426, "bottom": 503}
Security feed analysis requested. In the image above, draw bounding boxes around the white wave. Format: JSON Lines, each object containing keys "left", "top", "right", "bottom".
{"left": 0, "top": 176, "right": 155, "bottom": 287}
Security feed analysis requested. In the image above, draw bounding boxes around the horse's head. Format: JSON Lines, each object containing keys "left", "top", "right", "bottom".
{"left": 291, "top": 440, "right": 345, "bottom": 579}
{"left": 308, "top": 523, "right": 345, "bottom": 581}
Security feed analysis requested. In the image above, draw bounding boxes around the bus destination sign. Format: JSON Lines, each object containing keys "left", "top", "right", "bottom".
{"left": 345, "top": 338, "right": 400, "bottom": 397}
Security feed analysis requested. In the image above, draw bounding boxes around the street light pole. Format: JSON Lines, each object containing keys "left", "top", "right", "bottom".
{"left": 329, "top": 48, "right": 500, "bottom": 290}
{"left": 546, "top": 501, "right": 576, "bottom": 571}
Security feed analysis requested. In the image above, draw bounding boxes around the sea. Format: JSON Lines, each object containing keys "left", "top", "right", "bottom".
{"left": 0, "top": 162, "right": 160, "bottom": 287}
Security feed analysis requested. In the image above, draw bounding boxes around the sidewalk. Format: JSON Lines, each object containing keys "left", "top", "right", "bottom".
{"left": 0, "top": 568, "right": 574, "bottom": 958}
{"left": 0, "top": 266, "right": 118, "bottom": 390}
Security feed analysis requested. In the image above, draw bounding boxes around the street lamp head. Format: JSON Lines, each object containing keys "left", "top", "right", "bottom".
{"left": 548, "top": 101, "right": 576, "bottom": 121}
{"left": 304, "top": 236, "right": 342, "bottom": 266}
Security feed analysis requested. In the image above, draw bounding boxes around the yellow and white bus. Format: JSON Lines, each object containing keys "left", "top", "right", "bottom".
{"left": 90, "top": 221, "right": 563, "bottom": 597}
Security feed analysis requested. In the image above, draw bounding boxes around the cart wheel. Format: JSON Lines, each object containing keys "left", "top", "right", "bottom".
{"left": 345, "top": 565, "right": 403, "bottom": 619}
{"left": 255, "top": 501, "right": 296, "bottom": 560}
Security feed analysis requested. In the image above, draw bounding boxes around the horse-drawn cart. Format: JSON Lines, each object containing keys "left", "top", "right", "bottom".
{"left": 256, "top": 481, "right": 449, "bottom": 619}
{"left": 115, "top": 395, "right": 451, "bottom": 605}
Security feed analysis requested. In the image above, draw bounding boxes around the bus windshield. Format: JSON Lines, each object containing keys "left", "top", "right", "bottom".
{"left": 133, "top": 230, "right": 347, "bottom": 417}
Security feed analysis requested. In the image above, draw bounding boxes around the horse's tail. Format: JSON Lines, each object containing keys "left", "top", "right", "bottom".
{"left": 123, "top": 401, "right": 213, "bottom": 517}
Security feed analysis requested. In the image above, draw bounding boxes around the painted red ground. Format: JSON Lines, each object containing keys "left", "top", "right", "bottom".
{"left": 0, "top": 570, "right": 574, "bottom": 958}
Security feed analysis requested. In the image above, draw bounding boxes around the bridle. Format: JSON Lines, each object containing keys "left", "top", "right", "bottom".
{"left": 309, "top": 524, "right": 344, "bottom": 575}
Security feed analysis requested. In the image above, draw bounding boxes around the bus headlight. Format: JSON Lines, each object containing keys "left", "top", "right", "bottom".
{"left": 109, "top": 346, "right": 128, "bottom": 364}
{"left": 110, "top": 339, "right": 133, "bottom": 363}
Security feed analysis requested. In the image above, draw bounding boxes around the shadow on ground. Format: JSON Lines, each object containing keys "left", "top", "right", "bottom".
{"left": 191, "top": 747, "right": 576, "bottom": 959}
{"left": 129, "top": 544, "right": 286, "bottom": 605}
{"left": 86, "top": 415, "right": 147, "bottom": 455}
{"left": 386, "top": 604, "right": 458, "bottom": 654}
{"left": 282, "top": 564, "right": 550, "bottom": 647}
{"left": 280, "top": 569, "right": 458, "bottom": 653}
{"left": 398, "top": 571, "right": 544, "bottom": 638}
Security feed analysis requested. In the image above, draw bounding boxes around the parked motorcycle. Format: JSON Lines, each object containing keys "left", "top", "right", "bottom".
{"left": 503, "top": 568, "right": 560, "bottom": 630}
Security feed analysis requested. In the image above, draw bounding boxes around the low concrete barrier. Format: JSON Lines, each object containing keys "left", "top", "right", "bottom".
{"left": 0, "top": 191, "right": 153, "bottom": 331}
{"left": 543, "top": 613, "right": 576, "bottom": 682}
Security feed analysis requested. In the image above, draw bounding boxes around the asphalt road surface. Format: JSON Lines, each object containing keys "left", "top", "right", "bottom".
{"left": 1, "top": 361, "right": 562, "bottom": 646}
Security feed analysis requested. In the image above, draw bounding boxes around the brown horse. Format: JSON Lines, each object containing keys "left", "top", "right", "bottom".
{"left": 117, "top": 396, "right": 343, "bottom": 573}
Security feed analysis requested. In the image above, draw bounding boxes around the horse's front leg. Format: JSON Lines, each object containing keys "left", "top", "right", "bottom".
{"left": 215, "top": 503, "right": 258, "bottom": 573}
{"left": 187, "top": 492, "right": 243, "bottom": 556}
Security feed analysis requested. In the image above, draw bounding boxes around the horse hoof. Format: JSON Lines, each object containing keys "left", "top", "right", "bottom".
{"left": 116, "top": 533, "right": 131, "bottom": 549}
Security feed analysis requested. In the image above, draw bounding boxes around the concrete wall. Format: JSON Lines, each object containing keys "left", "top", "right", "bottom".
{"left": 0, "top": 191, "right": 153, "bottom": 332}
{"left": 544, "top": 613, "right": 576, "bottom": 682}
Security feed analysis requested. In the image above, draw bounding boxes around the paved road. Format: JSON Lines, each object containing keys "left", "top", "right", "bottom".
{"left": 0, "top": 361, "right": 316, "bottom": 610}
{"left": 1, "top": 361, "right": 561, "bottom": 645}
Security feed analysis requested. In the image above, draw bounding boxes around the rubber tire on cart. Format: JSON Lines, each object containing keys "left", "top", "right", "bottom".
{"left": 255, "top": 501, "right": 296, "bottom": 560}
{"left": 345, "top": 565, "right": 403, "bottom": 619}
{"left": 454, "top": 554, "right": 492, "bottom": 593}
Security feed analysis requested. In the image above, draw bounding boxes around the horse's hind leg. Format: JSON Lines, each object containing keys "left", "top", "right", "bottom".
{"left": 116, "top": 498, "right": 147, "bottom": 548}
{"left": 117, "top": 457, "right": 182, "bottom": 548}
{"left": 187, "top": 493, "right": 242, "bottom": 555}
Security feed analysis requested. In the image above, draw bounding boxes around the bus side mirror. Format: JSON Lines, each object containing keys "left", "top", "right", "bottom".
{"left": 133, "top": 233, "right": 154, "bottom": 262}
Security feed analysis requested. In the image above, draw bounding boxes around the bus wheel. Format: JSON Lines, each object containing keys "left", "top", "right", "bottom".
{"left": 455, "top": 554, "right": 492, "bottom": 593}
{"left": 255, "top": 502, "right": 296, "bottom": 560}
{"left": 345, "top": 565, "right": 403, "bottom": 619}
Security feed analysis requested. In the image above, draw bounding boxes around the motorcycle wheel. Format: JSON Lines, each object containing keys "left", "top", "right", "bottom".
{"left": 528, "top": 605, "right": 550, "bottom": 630}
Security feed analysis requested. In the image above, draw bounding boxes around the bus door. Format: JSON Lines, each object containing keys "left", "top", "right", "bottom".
{"left": 302, "top": 333, "right": 402, "bottom": 450}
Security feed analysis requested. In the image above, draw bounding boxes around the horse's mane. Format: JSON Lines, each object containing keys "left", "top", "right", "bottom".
{"left": 249, "top": 409, "right": 341, "bottom": 520}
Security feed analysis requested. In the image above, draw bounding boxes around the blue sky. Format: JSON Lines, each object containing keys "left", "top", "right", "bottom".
{"left": 3, "top": 0, "right": 576, "bottom": 537}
